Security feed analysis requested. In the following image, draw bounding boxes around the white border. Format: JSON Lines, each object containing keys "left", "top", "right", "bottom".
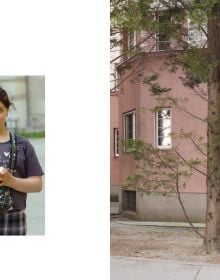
{"left": 0, "top": 0, "right": 109, "bottom": 279}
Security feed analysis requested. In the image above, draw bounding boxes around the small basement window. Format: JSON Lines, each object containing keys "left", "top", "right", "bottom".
{"left": 123, "top": 190, "right": 136, "bottom": 212}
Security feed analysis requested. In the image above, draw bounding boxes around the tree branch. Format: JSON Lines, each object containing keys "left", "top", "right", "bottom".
{"left": 111, "top": 40, "right": 158, "bottom": 92}
{"left": 174, "top": 148, "right": 208, "bottom": 177}
{"left": 189, "top": 135, "right": 207, "bottom": 157}
{"left": 190, "top": 86, "right": 208, "bottom": 102}
{"left": 176, "top": 104, "right": 207, "bottom": 123}
{"left": 164, "top": 96, "right": 208, "bottom": 123}
{"left": 176, "top": 165, "right": 205, "bottom": 239}
{"left": 110, "top": 32, "right": 156, "bottom": 64}
{"left": 110, "top": 58, "right": 143, "bottom": 92}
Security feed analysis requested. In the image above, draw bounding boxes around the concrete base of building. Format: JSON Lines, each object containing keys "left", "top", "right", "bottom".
{"left": 119, "top": 190, "right": 206, "bottom": 223}
{"left": 110, "top": 185, "right": 120, "bottom": 202}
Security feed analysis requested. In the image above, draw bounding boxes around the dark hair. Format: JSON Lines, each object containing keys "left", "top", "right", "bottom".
{"left": 0, "top": 87, "right": 14, "bottom": 110}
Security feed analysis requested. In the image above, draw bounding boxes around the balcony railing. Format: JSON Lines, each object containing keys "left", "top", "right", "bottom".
{"left": 157, "top": 40, "right": 171, "bottom": 51}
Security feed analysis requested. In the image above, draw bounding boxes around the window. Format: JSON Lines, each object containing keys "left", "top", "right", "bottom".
{"left": 188, "top": 18, "right": 207, "bottom": 48}
{"left": 127, "top": 31, "right": 136, "bottom": 57}
{"left": 128, "top": 31, "right": 136, "bottom": 50}
{"left": 156, "top": 108, "right": 171, "bottom": 148}
{"left": 123, "top": 111, "right": 136, "bottom": 151}
{"left": 114, "top": 128, "right": 119, "bottom": 157}
{"left": 123, "top": 190, "right": 136, "bottom": 211}
{"left": 156, "top": 14, "right": 171, "bottom": 51}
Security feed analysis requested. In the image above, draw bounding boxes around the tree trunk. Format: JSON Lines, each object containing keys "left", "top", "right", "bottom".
{"left": 205, "top": 3, "right": 220, "bottom": 254}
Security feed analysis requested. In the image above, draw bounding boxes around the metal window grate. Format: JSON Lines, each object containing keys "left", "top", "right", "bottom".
{"left": 123, "top": 190, "right": 136, "bottom": 211}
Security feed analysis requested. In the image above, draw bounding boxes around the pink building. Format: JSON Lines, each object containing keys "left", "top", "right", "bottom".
{"left": 110, "top": 30, "right": 208, "bottom": 222}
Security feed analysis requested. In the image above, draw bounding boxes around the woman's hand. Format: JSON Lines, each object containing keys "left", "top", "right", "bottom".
{"left": 0, "top": 166, "right": 42, "bottom": 193}
{"left": 0, "top": 167, "right": 13, "bottom": 187}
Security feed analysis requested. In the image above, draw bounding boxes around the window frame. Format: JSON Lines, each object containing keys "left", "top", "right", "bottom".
{"left": 127, "top": 31, "right": 137, "bottom": 57}
{"left": 122, "top": 190, "right": 136, "bottom": 212}
{"left": 156, "top": 13, "right": 171, "bottom": 52}
{"left": 155, "top": 108, "right": 172, "bottom": 149}
{"left": 123, "top": 110, "right": 136, "bottom": 152}
{"left": 113, "top": 128, "right": 119, "bottom": 157}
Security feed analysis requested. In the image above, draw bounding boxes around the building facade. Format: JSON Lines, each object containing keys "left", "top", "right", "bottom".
{"left": 110, "top": 27, "right": 208, "bottom": 222}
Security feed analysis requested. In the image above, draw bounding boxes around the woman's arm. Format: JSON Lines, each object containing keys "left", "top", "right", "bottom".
{"left": 0, "top": 167, "right": 43, "bottom": 193}
{"left": 8, "top": 176, "right": 42, "bottom": 193}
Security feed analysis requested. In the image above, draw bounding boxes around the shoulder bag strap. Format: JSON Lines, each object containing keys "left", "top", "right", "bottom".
{"left": 8, "top": 132, "right": 18, "bottom": 174}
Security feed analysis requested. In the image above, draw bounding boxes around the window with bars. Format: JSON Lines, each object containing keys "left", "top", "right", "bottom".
{"left": 156, "top": 108, "right": 171, "bottom": 148}
{"left": 114, "top": 128, "right": 119, "bottom": 157}
{"left": 123, "top": 190, "right": 136, "bottom": 211}
{"left": 123, "top": 111, "right": 136, "bottom": 152}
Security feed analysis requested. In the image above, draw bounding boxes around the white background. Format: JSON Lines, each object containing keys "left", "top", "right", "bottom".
{"left": 0, "top": 1, "right": 109, "bottom": 279}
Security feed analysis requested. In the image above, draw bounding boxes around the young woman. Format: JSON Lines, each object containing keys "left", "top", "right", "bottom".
{"left": 0, "top": 87, "right": 44, "bottom": 235}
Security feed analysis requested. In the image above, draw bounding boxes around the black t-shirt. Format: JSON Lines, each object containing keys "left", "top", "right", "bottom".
{"left": 0, "top": 134, "right": 44, "bottom": 210}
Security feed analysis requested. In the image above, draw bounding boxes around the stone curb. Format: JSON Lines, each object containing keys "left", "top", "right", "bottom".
{"left": 111, "top": 256, "right": 220, "bottom": 267}
{"left": 112, "top": 219, "right": 205, "bottom": 228}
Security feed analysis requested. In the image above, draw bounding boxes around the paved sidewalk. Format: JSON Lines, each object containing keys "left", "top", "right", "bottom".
{"left": 111, "top": 256, "right": 220, "bottom": 280}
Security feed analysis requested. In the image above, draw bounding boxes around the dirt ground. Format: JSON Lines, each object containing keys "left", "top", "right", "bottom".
{"left": 110, "top": 216, "right": 220, "bottom": 264}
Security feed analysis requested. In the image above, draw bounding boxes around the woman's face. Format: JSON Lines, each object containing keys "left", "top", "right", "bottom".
{"left": 0, "top": 101, "right": 8, "bottom": 128}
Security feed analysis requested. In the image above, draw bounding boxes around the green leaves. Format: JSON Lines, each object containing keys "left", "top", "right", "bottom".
{"left": 121, "top": 139, "right": 200, "bottom": 193}
{"left": 189, "top": 0, "right": 220, "bottom": 22}
{"left": 141, "top": 73, "right": 172, "bottom": 95}
{"left": 182, "top": 48, "right": 212, "bottom": 84}
{"left": 111, "top": 0, "right": 152, "bottom": 32}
